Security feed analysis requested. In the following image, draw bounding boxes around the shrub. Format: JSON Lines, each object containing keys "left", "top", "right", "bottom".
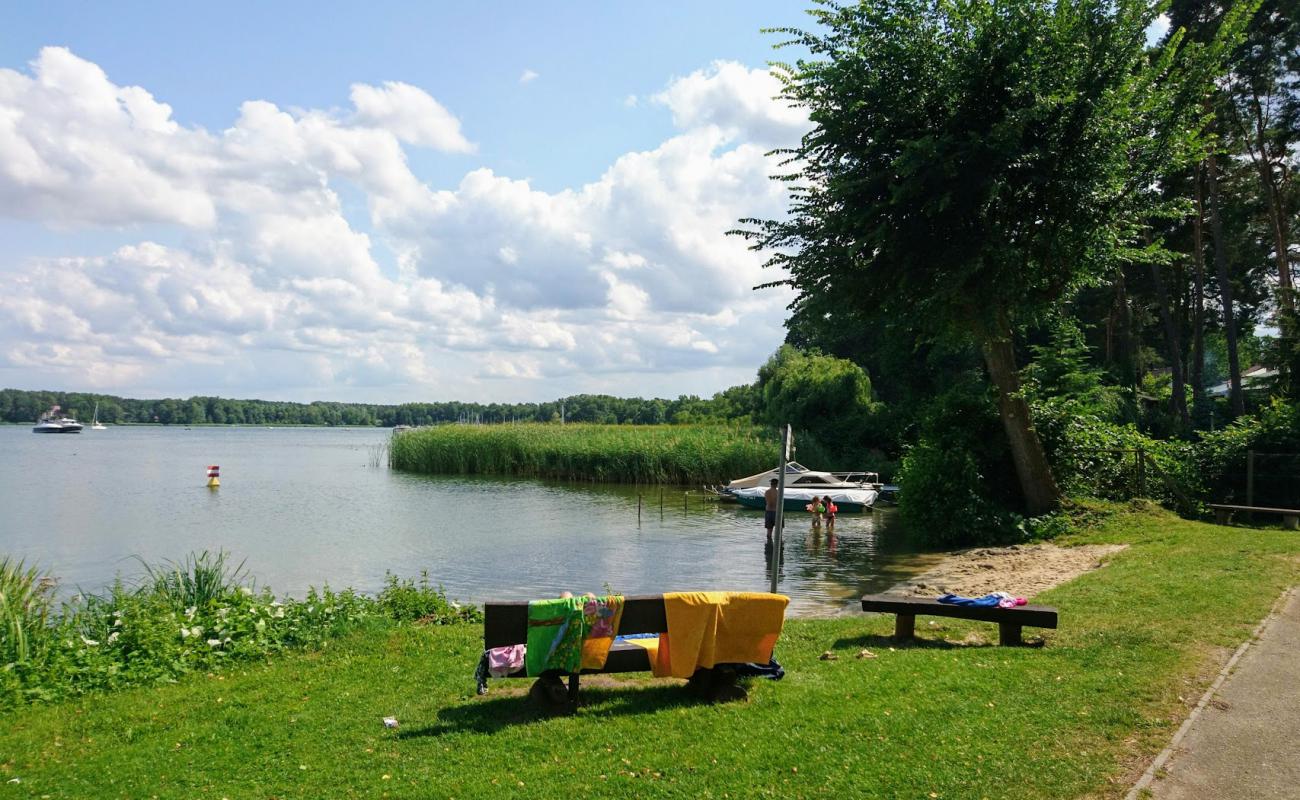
{"left": 377, "top": 571, "right": 482, "bottom": 624}
{"left": 897, "top": 439, "right": 1014, "bottom": 547}
{"left": 0, "top": 556, "right": 479, "bottom": 710}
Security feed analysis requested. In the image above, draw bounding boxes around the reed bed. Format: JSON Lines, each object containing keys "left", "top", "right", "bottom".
{"left": 388, "top": 423, "right": 786, "bottom": 484}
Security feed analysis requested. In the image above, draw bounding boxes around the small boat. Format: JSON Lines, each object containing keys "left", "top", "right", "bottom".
{"left": 731, "top": 485, "right": 879, "bottom": 513}
{"left": 712, "top": 462, "right": 879, "bottom": 500}
{"left": 90, "top": 402, "right": 106, "bottom": 430}
{"left": 33, "top": 405, "right": 83, "bottom": 434}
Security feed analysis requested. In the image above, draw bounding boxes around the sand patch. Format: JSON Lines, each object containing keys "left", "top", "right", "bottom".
{"left": 893, "top": 542, "right": 1128, "bottom": 599}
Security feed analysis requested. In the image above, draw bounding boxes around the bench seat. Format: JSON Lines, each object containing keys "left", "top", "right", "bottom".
{"left": 1208, "top": 504, "right": 1299, "bottom": 530}
{"left": 861, "top": 594, "right": 1058, "bottom": 646}
{"left": 482, "top": 594, "right": 778, "bottom": 707}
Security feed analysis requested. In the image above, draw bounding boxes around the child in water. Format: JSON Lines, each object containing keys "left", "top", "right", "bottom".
{"left": 823, "top": 495, "right": 838, "bottom": 532}
{"left": 808, "top": 497, "right": 825, "bottom": 528}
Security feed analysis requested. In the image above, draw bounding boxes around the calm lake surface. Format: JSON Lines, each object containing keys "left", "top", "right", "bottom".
{"left": 0, "top": 426, "right": 933, "bottom": 615}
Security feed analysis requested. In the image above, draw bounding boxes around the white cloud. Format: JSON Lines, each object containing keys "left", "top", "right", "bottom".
{"left": 349, "top": 81, "right": 475, "bottom": 152}
{"left": 519, "top": 69, "right": 539, "bottom": 85}
{"left": 653, "top": 60, "right": 811, "bottom": 145}
{"left": 0, "top": 51, "right": 804, "bottom": 400}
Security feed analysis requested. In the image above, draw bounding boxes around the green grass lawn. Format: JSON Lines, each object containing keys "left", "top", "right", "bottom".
{"left": 2, "top": 503, "right": 1297, "bottom": 799}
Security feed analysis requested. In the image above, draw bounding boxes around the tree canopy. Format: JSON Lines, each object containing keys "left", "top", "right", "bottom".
{"left": 740, "top": 0, "right": 1252, "bottom": 513}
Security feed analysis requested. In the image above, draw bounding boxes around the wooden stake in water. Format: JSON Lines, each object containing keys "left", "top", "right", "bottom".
{"left": 770, "top": 425, "right": 791, "bottom": 593}
{"left": 638, "top": 493, "right": 642, "bottom": 523}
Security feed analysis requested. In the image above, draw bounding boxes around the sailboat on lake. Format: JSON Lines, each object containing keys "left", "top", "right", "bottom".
{"left": 91, "top": 402, "right": 106, "bottom": 430}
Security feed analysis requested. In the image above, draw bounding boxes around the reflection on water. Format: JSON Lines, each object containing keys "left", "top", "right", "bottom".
{"left": 0, "top": 426, "right": 936, "bottom": 616}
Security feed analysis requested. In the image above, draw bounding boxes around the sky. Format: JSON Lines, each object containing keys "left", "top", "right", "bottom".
{"left": 0, "top": 1, "right": 814, "bottom": 403}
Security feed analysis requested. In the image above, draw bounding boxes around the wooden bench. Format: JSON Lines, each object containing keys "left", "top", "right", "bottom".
{"left": 1208, "top": 504, "right": 1299, "bottom": 531}
{"left": 861, "top": 594, "right": 1058, "bottom": 646}
{"left": 483, "top": 595, "right": 749, "bottom": 709}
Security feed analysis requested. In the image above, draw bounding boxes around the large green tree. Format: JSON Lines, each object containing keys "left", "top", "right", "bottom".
{"left": 742, "top": 0, "right": 1245, "bottom": 514}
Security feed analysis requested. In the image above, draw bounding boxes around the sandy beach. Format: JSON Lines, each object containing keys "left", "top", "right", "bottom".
{"left": 891, "top": 542, "right": 1129, "bottom": 600}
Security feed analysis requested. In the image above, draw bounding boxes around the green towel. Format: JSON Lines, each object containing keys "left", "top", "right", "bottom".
{"left": 525, "top": 597, "right": 585, "bottom": 676}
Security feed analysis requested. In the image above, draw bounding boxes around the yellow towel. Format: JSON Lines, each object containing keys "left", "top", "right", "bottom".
{"left": 652, "top": 591, "right": 788, "bottom": 679}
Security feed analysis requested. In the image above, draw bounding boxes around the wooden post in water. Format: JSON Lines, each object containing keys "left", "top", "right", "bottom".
{"left": 683, "top": 491, "right": 688, "bottom": 512}
{"left": 638, "top": 493, "right": 642, "bottom": 523}
{"left": 770, "top": 425, "right": 791, "bottom": 594}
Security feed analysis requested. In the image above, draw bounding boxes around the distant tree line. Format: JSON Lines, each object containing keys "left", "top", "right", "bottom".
{"left": 0, "top": 387, "right": 764, "bottom": 428}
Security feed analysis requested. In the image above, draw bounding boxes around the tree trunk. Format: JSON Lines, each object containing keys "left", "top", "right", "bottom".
{"left": 1150, "top": 258, "right": 1190, "bottom": 429}
{"left": 1191, "top": 169, "right": 1207, "bottom": 419}
{"left": 1205, "top": 150, "right": 1245, "bottom": 417}
{"left": 1249, "top": 95, "right": 1296, "bottom": 311}
{"left": 980, "top": 328, "right": 1062, "bottom": 515}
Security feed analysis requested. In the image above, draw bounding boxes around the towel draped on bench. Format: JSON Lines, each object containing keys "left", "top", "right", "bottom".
{"left": 624, "top": 591, "right": 788, "bottom": 678}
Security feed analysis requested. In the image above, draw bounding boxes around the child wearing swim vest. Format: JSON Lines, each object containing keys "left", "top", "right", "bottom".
{"left": 823, "top": 495, "right": 838, "bottom": 531}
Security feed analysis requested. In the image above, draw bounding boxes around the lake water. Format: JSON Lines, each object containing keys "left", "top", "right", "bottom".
{"left": 0, "top": 426, "right": 933, "bottom": 615}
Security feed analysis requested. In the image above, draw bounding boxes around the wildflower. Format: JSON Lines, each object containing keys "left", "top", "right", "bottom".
{"left": 185, "top": 606, "right": 197, "bottom": 620}
{"left": 107, "top": 631, "right": 120, "bottom": 645}
{"left": 239, "top": 586, "right": 253, "bottom": 596}
{"left": 272, "top": 607, "right": 285, "bottom": 619}
{"left": 254, "top": 620, "right": 266, "bottom": 633}
{"left": 81, "top": 636, "right": 99, "bottom": 647}
{"left": 206, "top": 638, "right": 222, "bottom": 648}
{"left": 216, "top": 607, "right": 230, "bottom": 621}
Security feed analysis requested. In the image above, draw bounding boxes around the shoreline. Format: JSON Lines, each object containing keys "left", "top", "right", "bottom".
{"left": 887, "top": 541, "right": 1129, "bottom": 600}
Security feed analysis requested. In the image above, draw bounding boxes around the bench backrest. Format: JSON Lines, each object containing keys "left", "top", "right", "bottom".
{"left": 484, "top": 595, "right": 667, "bottom": 649}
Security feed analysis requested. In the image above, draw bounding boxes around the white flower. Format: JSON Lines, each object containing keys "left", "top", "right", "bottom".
{"left": 239, "top": 587, "right": 253, "bottom": 596}
{"left": 216, "top": 608, "right": 230, "bottom": 621}
{"left": 80, "top": 636, "right": 99, "bottom": 647}
{"left": 107, "top": 631, "right": 120, "bottom": 645}
{"left": 272, "top": 607, "right": 285, "bottom": 619}
{"left": 180, "top": 626, "right": 192, "bottom": 639}
{"left": 206, "top": 638, "right": 222, "bottom": 648}
{"left": 254, "top": 620, "right": 266, "bottom": 633}
{"left": 185, "top": 606, "right": 197, "bottom": 620}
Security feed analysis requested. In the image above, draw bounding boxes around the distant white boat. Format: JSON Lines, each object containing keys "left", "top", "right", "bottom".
{"left": 33, "top": 405, "right": 83, "bottom": 434}
{"left": 90, "top": 402, "right": 106, "bottom": 430}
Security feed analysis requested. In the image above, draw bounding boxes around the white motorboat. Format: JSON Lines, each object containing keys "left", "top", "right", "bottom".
{"left": 731, "top": 485, "right": 880, "bottom": 512}
{"left": 715, "top": 462, "right": 879, "bottom": 496}
{"left": 33, "top": 405, "right": 83, "bottom": 433}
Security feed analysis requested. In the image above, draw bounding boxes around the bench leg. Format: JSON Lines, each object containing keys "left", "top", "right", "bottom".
{"left": 893, "top": 614, "right": 916, "bottom": 642}
{"left": 1214, "top": 508, "right": 1232, "bottom": 525}
{"left": 567, "top": 673, "right": 580, "bottom": 710}
{"left": 999, "top": 623, "right": 1023, "bottom": 646}
{"left": 1284, "top": 515, "right": 1298, "bottom": 531}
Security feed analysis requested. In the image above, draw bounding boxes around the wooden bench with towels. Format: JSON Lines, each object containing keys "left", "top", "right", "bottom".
{"left": 482, "top": 593, "right": 786, "bottom": 709}
{"left": 860, "top": 594, "right": 1058, "bottom": 646}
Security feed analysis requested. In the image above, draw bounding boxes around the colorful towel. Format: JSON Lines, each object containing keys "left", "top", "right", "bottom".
{"left": 579, "top": 595, "right": 624, "bottom": 670}
{"left": 525, "top": 597, "right": 585, "bottom": 676}
{"left": 651, "top": 592, "right": 788, "bottom": 679}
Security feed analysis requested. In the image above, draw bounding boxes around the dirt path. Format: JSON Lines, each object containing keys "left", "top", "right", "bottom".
{"left": 892, "top": 542, "right": 1128, "bottom": 599}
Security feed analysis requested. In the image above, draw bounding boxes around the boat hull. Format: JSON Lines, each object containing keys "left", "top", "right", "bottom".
{"left": 732, "top": 487, "right": 877, "bottom": 513}
{"left": 33, "top": 424, "right": 82, "bottom": 433}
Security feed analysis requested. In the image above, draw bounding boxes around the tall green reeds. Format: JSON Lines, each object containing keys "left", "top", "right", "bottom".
{"left": 1, "top": 557, "right": 54, "bottom": 665}
{"left": 137, "top": 551, "right": 249, "bottom": 610}
{"left": 388, "top": 423, "right": 788, "bottom": 484}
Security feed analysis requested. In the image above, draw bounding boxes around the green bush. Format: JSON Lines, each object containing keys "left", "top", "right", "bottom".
{"left": 377, "top": 571, "right": 482, "bottom": 624}
{"left": 897, "top": 439, "right": 1014, "bottom": 547}
{"left": 0, "top": 556, "right": 478, "bottom": 710}
{"left": 896, "top": 379, "right": 1020, "bottom": 546}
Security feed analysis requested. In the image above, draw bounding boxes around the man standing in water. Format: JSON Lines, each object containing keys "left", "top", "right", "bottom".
{"left": 764, "top": 478, "right": 779, "bottom": 546}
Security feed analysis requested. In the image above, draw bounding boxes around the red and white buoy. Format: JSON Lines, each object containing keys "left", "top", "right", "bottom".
{"left": 206, "top": 464, "right": 220, "bottom": 489}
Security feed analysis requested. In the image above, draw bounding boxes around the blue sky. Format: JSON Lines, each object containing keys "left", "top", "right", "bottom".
{"left": 0, "top": 1, "right": 815, "bottom": 403}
